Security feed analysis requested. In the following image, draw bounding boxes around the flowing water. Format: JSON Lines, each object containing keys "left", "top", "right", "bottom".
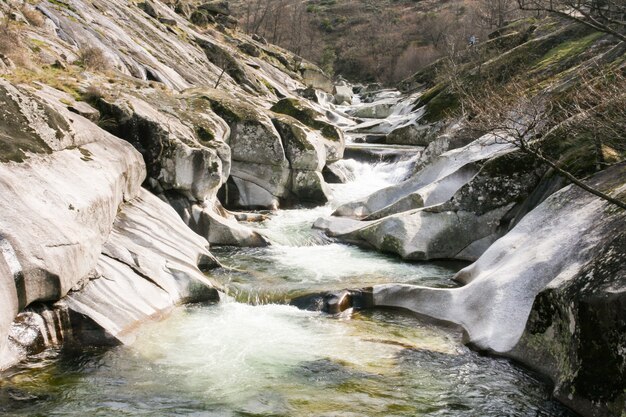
{"left": 0, "top": 152, "right": 576, "bottom": 416}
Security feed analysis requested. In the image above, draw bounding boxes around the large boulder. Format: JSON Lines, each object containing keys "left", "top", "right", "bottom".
{"left": 370, "top": 164, "right": 626, "bottom": 416}
{"left": 301, "top": 66, "right": 333, "bottom": 93}
{"left": 385, "top": 123, "right": 437, "bottom": 146}
{"left": 201, "top": 90, "right": 291, "bottom": 209}
{"left": 272, "top": 114, "right": 326, "bottom": 171}
{"left": 166, "top": 195, "right": 269, "bottom": 247}
{"left": 97, "top": 93, "right": 228, "bottom": 202}
{"left": 333, "top": 83, "right": 353, "bottom": 105}
{"left": 332, "top": 134, "right": 514, "bottom": 219}
{"left": 272, "top": 114, "right": 331, "bottom": 204}
{"left": 271, "top": 97, "right": 344, "bottom": 162}
{"left": 63, "top": 189, "right": 220, "bottom": 344}
{"left": 0, "top": 81, "right": 145, "bottom": 369}
{"left": 317, "top": 151, "right": 546, "bottom": 261}
{"left": 93, "top": 89, "right": 266, "bottom": 246}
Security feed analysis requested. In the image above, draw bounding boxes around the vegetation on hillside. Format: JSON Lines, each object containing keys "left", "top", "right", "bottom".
{"left": 411, "top": 5, "right": 626, "bottom": 208}
{"left": 227, "top": 0, "right": 530, "bottom": 85}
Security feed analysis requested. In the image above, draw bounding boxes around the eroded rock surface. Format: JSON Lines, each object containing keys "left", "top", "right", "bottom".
{"left": 370, "top": 165, "right": 626, "bottom": 414}
{"left": 0, "top": 79, "right": 224, "bottom": 369}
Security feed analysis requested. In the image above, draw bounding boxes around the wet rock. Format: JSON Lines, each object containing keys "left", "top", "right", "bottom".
{"left": 323, "top": 161, "right": 356, "bottom": 184}
{"left": 166, "top": 194, "right": 268, "bottom": 247}
{"left": 291, "top": 288, "right": 374, "bottom": 313}
{"left": 322, "top": 149, "right": 545, "bottom": 261}
{"left": 8, "top": 303, "right": 74, "bottom": 355}
{"left": 333, "top": 134, "right": 513, "bottom": 219}
{"left": 291, "top": 171, "right": 330, "bottom": 204}
{"left": 65, "top": 189, "right": 221, "bottom": 344}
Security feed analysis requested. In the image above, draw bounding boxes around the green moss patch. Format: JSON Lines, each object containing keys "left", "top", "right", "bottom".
{"left": 532, "top": 32, "right": 603, "bottom": 72}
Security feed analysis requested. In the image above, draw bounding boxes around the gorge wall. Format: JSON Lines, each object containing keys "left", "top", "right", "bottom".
{"left": 0, "top": 0, "right": 347, "bottom": 368}
{"left": 0, "top": 1, "right": 625, "bottom": 416}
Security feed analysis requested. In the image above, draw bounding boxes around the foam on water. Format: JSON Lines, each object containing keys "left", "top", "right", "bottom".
{"left": 1, "top": 304, "right": 574, "bottom": 417}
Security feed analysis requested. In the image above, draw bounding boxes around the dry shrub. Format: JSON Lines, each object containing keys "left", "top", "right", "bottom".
{"left": 0, "top": 19, "right": 31, "bottom": 67}
{"left": 81, "top": 84, "right": 105, "bottom": 104}
{"left": 21, "top": 6, "right": 45, "bottom": 27}
{"left": 393, "top": 44, "right": 443, "bottom": 83}
{"left": 79, "top": 46, "right": 110, "bottom": 70}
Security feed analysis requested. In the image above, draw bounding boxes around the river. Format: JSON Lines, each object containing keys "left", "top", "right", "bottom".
{"left": 0, "top": 93, "right": 577, "bottom": 417}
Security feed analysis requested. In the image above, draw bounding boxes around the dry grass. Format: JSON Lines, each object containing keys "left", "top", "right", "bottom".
{"left": 78, "top": 46, "right": 110, "bottom": 70}
{"left": 81, "top": 84, "right": 105, "bottom": 103}
{"left": 21, "top": 6, "right": 45, "bottom": 27}
{"left": 0, "top": 19, "right": 31, "bottom": 68}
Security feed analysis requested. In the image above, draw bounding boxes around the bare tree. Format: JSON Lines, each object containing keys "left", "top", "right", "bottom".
{"left": 458, "top": 72, "right": 626, "bottom": 210}
{"left": 473, "top": 0, "right": 520, "bottom": 29}
{"left": 517, "top": 0, "right": 626, "bottom": 41}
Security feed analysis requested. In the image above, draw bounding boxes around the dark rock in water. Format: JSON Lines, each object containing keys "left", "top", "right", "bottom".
{"left": 343, "top": 144, "right": 418, "bottom": 164}
{"left": 353, "top": 135, "right": 386, "bottom": 144}
{"left": 295, "top": 358, "right": 375, "bottom": 386}
{"left": 291, "top": 288, "right": 374, "bottom": 314}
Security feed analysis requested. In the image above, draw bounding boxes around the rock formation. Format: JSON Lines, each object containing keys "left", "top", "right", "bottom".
{"left": 0, "top": 0, "right": 342, "bottom": 369}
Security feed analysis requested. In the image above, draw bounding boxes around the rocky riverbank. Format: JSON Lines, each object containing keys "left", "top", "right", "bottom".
{"left": 0, "top": 1, "right": 624, "bottom": 416}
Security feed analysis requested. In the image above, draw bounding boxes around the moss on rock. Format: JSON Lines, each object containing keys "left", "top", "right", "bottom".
{"left": 271, "top": 98, "right": 341, "bottom": 141}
